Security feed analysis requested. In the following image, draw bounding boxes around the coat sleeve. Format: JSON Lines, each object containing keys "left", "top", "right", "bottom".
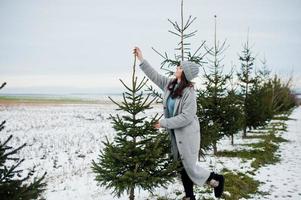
{"left": 139, "top": 59, "right": 171, "bottom": 91}
{"left": 159, "top": 88, "right": 196, "bottom": 129}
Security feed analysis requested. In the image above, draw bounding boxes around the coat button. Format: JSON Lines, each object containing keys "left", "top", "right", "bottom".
{"left": 179, "top": 141, "right": 182, "bottom": 144}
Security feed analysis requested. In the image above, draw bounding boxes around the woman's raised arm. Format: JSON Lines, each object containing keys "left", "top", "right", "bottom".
{"left": 133, "top": 47, "right": 171, "bottom": 91}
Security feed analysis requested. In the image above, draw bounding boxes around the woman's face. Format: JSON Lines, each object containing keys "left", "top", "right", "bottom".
{"left": 175, "top": 65, "right": 183, "bottom": 79}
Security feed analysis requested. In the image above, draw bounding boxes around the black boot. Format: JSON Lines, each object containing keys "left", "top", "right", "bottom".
{"left": 182, "top": 195, "right": 196, "bottom": 200}
{"left": 207, "top": 172, "right": 225, "bottom": 198}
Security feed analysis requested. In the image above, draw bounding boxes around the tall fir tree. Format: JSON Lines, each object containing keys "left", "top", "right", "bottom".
{"left": 257, "top": 56, "right": 271, "bottom": 82}
{"left": 246, "top": 58, "right": 274, "bottom": 129}
{"left": 149, "top": 0, "right": 208, "bottom": 80}
{"left": 0, "top": 82, "right": 47, "bottom": 200}
{"left": 91, "top": 57, "right": 178, "bottom": 200}
{"left": 197, "top": 15, "right": 231, "bottom": 154}
{"left": 237, "top": 31, "right": 256, "bottom": 138}
{"left": 147, "top": 0, "right": 209, "bottom": 157}
{"left": 223, "top": 76, "right": 244, "bottom": 145}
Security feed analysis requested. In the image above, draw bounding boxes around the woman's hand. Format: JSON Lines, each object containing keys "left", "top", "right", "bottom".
{"left": 133, "top": 47, "right": 143, "bottom": 62}
{"left": 154, "top": 121, "right": 161, "bottom": 129}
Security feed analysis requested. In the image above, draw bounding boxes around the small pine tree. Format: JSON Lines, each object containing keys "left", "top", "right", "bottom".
{"left": 246, "top": 58, "right": 273, "bottom": 129}
{"left": 197, "top": 15, "right": 231, "bottom": 154}
{"left": 150, "top": 0, "right": 207, "bottom": 78}
{"left": 91, "top": 57, "right": 178, "bottom": 200}
{"left": 197, "top": 90, "right": 222, "bottom": 155}
{"left": 237, "top": 31, "right": 256, "bottom": 138}
{"left": 0, "top": 82, "right": 47, "bottom": 200}
{"left": 223, "top": 87, "right": 244, "bottom": 145}
{"left": 146, "top": 0, "right": 208, "bottom": 156}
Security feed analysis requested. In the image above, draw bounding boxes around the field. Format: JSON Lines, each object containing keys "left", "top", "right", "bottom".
{"left": 0, "top": 98, "right": 300, "bottom": 200}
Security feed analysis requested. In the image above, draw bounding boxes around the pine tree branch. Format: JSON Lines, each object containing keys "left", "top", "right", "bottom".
{"left": 191, "top": 41, "right": 206, "bottom": 58}
{"left": 0, "top": 158, "right": 24, "bottom": 182}
{"left": 183, "top": 15, "right": 197, "bottom": 30}
{"left": 168, "top": 30, "right": 181, "bottom": 37}
{"left": 0, "top": 82, "right": 6, "bottom": 89}
{"left": 2, "top": 142, "right": 26, "bottom": 161}
{"left": 167, "top": 19, "right": 181, "bottom": 32}
{"left": 136, "top": 77, "right": 148, "bottom": 91}
{"left": 108, "top": 96, "right": 125, "bottom": 110}
{"left": 119, "top": 79, "right": 133, "bottom": 92}
{"left": 0, "top": 120, "right": 6, "bottom": 132}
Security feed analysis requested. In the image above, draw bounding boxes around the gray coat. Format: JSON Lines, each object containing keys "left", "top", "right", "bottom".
{"left": 139, "top": 59, "right": 210, "bottom": 186}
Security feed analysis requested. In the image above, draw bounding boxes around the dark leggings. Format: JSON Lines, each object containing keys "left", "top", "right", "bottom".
{"left": 179, "top": 162, "right": 194, "bottom": 198}
{"left": 172, "top": 130, "right": 194, "bottom": 198}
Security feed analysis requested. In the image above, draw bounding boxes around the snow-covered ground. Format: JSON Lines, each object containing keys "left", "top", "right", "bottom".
{"left": 253, "top": 107, "right": 301, "bottom": 199}
{"left": 0, "top": 103, "right": 300, "bottom": 200}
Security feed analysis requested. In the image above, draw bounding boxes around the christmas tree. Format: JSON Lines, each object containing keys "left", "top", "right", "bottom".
{"left": 237, "top": 31, "right": 256, "bottom": 138}
{"left": 246, "top": 58, "right": 274, "bottom": 129}
{"left": 150, "top": 0, "right": 207, "bottom": 75}
{"left": 91, "top": 57, "right": 178, "bottom": 200}
{"left": 197, "top": 16, "right": 234, "bottom": 154}
{"left": 0, "top": 82, "right": 47, "bottom": 200}
{"left": 148, "top": 0, "right": 210, "bottom": 157}
{"left": 222, "top": 83, "right": 244, "bottom": 145}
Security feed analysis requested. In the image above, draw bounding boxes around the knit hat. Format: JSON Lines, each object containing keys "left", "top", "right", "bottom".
{"left": 180, "top": 60, "right": 200, "bottom": 81}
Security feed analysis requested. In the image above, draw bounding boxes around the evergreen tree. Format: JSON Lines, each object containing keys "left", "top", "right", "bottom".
{"left": 0, "top": 82, "right": 47, "bottom": 200}
{"left": 197, "top": 90, "right": 222, "bottom": 155}
{"left": 246, "top": 58, "right": 273, "bottom": 129}
{"left": 146, "top": 0, "right": 209, "bottom": 156}
{"left": 148, "top": 0, "right": 214, "bottom": 154}
{"left": 91, "top": 57, "right": 178, "bottom": 200}
{"left": 223, "top": 77, "right": 244, "bottom": 145}
{"left": 258, "top": 57, "right": 274, "bottom": 121}
{"left": 197, "top": 15, "right": 231, "bottom": 154}
{"left": 241, "top": 56, "right": 297, "bottom": 131}
{"left": 237, "top": 31, "right": 256, "bottom": 137}
{"left": 269, "top": 75, "right": 297, "bottom": 113}
{"left": 257, "top": 56, "right": 271, "bottom": 82}
{"left": 239, "top": 53, "right": 297, "bottom": 132}
{"left": 149, "top": 0, "right": 208, "bottom": 79}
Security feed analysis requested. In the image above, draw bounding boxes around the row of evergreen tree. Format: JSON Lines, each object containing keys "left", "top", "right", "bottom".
{"left": 197, "top": 17, "right": 298, "bottom": 155}
{"left": 92, "top": 1, "right": 298, "bottom": 199}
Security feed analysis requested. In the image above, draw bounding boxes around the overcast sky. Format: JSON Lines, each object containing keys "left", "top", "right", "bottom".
{"left": 0, "top": 0, "right": 300, "bottom": 94}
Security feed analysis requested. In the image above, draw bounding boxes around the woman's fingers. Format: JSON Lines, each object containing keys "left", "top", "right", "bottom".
{"left": 133, "top": 47, "right": 143, "bottom": 62}
{"left": 133, "top": 47, "right": 139, "bottom": 55}
{"left": 134, "top": 47, "right": 141, "bottom": 52}
{"left": 153, "top": 121, "right": 160, "bottom": 129}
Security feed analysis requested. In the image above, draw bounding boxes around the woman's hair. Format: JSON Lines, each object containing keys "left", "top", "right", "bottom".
{"left": 167, "top": 71, "right": 193, "bottom": 98}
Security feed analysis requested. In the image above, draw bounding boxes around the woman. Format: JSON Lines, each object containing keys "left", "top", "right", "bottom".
{"left": 133, "top": 47, "right": 225, "bottom": 200}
